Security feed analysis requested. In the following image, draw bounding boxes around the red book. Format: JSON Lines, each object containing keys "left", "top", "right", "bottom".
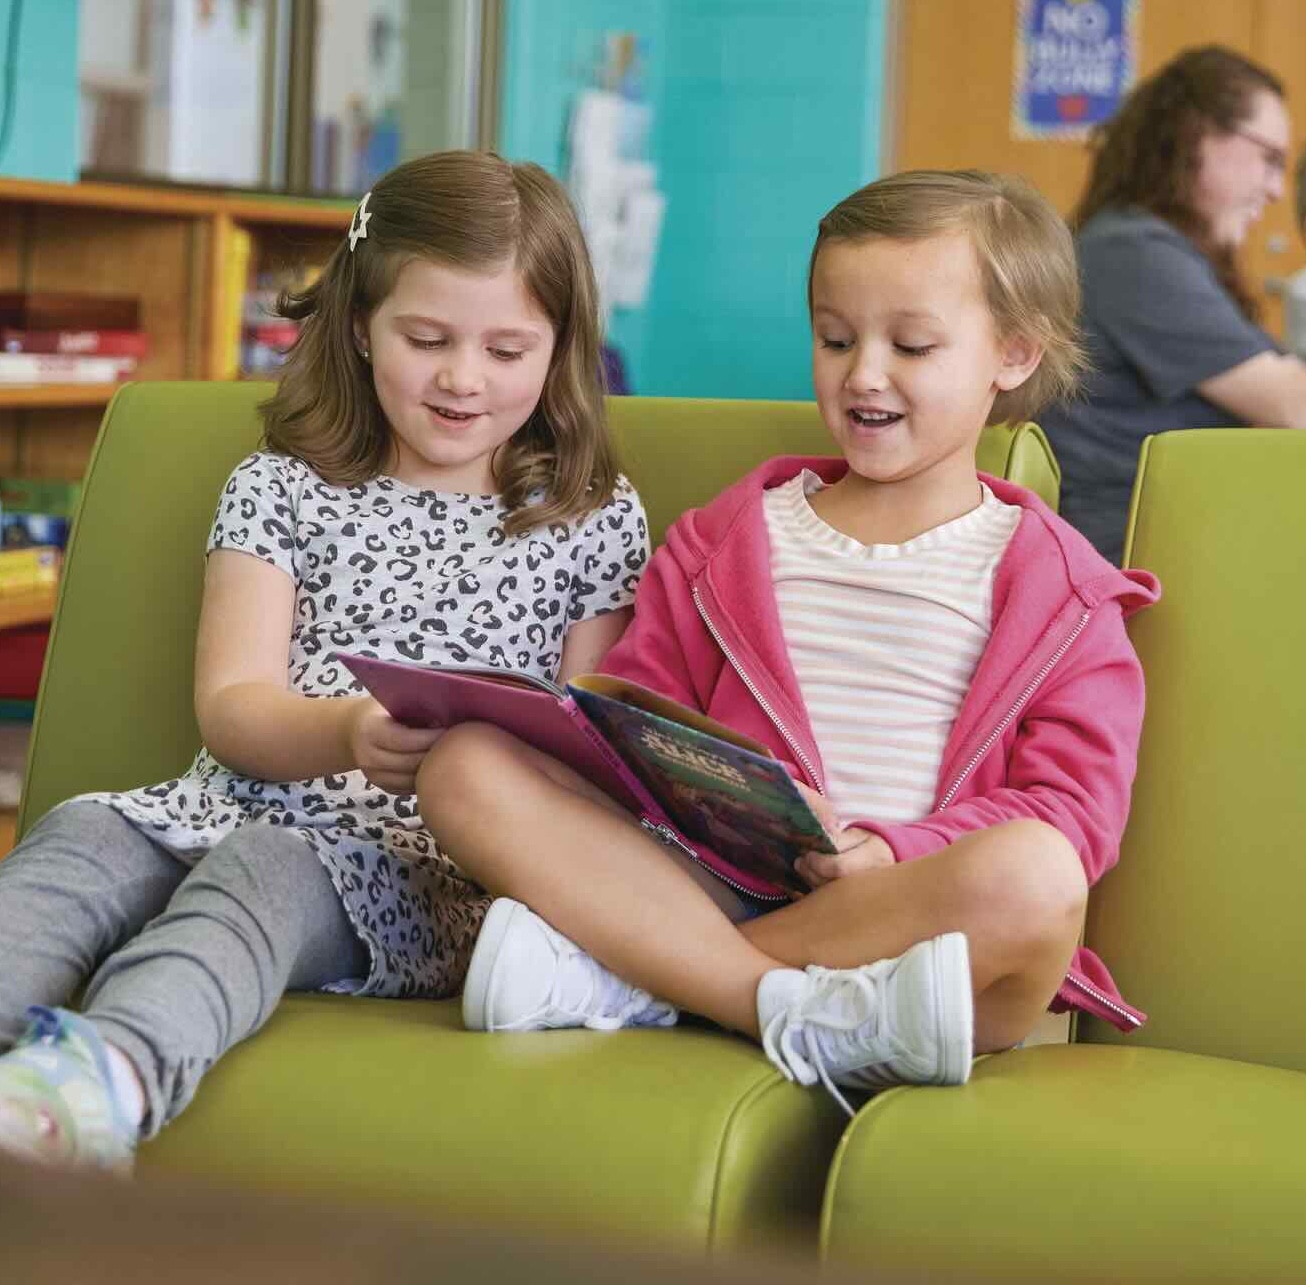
{"left": 244, "top": 322, "right": 300, "bottom": 348}
{"left": 1, "top": 329, "right": 150, "bottom": 359}
{"left": 0, "top": 292, "right": 140, "bottom": 331}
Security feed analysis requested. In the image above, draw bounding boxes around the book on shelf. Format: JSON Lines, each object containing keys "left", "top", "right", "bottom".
{"left": 245, "top": 322, "right": 300, "bottom": 347}
{"left": 0, "top": 292, "right": 141, "bottom": 332}
{"left": 0, "top": 478, "right": 80, "bottom": 518}
{"left": 218, "top": 225, "right": 255, "bottom": 381}
{"left": 0, "top": 545, "right": 61, "bottom": 597}
{"left": 1, "top": 329, "right": 150, "bottom": 359}
{"left": 337, "top": 652, "right": 838, "bottom": 899}
{"left": 0, "top": 353, "right": 137, "bottom": 384}
{"left": 242, "top": 284, "right": 284, "bottom": 328}
{"left": 0, "top": 478, "right": 80, "bottom": 551}
{"left": 237, "top": 270, "right": 319, "bottom": 376}
{"left": 243, "top": 320, "right": 301, "bottom": 375}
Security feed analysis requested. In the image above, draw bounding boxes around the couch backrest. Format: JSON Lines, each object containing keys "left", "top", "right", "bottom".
{"left": 1081, "top": 429, "right": 1306, "bottom": 1073}
{"left": 610, "top": 397, "right": 1060, "bottom": 547}
{"left": 18, "top": 382, "right": 268, "bottom": 832}
{"left": 19, "top": 382, "right": 1060, "bottom": 833}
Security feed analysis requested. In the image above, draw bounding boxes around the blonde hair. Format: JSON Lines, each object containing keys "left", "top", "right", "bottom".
{"left": 261, "top": 150, "right": 617, "bottom": 536}
{"left": 809, "top": 169, "right": 1087, "bottom": 425}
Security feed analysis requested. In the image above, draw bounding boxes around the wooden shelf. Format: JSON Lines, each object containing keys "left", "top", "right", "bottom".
{"left": 219, "top": 194, "right": 355, "bottom": 229}
{"left": 0, "top": 585, "right": 56, "bottom": 632}
{"left": 0, "top": 175, "right": 353, "bottom": 229}
{"left": 0, "top": 383, "right": 120, "bottom": 409}
{"left": 0, "top": 175, "right": 351, "bottom": 481}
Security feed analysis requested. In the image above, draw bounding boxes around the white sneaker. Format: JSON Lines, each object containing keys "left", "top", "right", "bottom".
{"left": 757, "top": 933, "right": 973, "bottom": 1114}
{"left": 462, "top": 898, "right": 679, "bottom": 1033}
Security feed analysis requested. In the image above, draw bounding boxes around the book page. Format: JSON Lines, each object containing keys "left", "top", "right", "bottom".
{"left": 567, "top": 684, "right": 836, "bottom": 894}
{"left": 568, "top": 675, "right": 771, "bottom": 755}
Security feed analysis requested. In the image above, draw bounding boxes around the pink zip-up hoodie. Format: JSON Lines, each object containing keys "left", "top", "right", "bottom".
{"left": 600, "top": 456, "right": 1161, "bottom": 1032}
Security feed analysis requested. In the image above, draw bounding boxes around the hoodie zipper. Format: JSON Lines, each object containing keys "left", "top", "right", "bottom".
{"left": 1061, "top": 971, "right": 1143, "bottom": 1028}
{"left": 639, "top": 818, "right": 786, "bottom": 902}
{"left": 694, "top": 586, "right": 1136, "bottom": 1021}
{"left": 692, "top": 584, "right": 823, "bottom": 792}
{"left": 931, "top": 607, "right": 1142, "bottom": 1028}
{"left": 936, "top": 609, "right": 1093, "bottom": 809}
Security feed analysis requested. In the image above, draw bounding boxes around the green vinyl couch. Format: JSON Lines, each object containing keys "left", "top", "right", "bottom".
{"left": 14, "top": 382, "right": 1057, "bottom": 1259}
{"left": 819, "top": 429, "right": 1306, "bottom": 1282}
{"left": 24, "top": 386, "right": 1306, "bottom": 1277}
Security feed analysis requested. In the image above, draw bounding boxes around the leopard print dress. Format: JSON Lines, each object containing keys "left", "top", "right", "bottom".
{"left": 77, "top": 451, "right": 648, "bottom": 999}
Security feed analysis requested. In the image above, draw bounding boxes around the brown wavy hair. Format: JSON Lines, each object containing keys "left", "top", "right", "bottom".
{"left": 261, "top": 151, "right": 618, "bottom": 535}
{"left": 1072, "top": 45, "right": 1284, "bottom": 323}
{"left": 809, "top": 169, "right": 1087, "bottom": 425}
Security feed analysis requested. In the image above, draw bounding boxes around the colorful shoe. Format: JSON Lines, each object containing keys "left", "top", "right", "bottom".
{"left": 758, "top": 933, "right": 973, "bottom": 1115}
{"left": 0, "top": 1006, "right": 138, "bottom": 1172}
{"left": 463, "top": 898, "right": 679, "bottom": 1033}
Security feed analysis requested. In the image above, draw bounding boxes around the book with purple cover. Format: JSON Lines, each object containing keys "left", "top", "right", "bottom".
{"left": 336, "top": 652, "right": 837, "bottom": 899}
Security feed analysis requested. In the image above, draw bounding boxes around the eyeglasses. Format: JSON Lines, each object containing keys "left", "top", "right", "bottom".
{"left": 1232, "top": 126, "right": 1288, "bottom": 176}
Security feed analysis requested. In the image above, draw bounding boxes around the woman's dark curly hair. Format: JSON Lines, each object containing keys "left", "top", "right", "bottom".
{"left": 1072, "top": 45, "right": 1284, "bottom": 322}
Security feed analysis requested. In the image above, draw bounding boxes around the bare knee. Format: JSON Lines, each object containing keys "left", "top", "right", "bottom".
{"left": 963, "top": 820, "right": 1087, "bottom": 945}
{"left": 417, "top": 722, "right": 523, "bottom": 826}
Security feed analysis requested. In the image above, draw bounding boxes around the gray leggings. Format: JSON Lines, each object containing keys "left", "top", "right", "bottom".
{"left": 0, "top": 800, "right": 368, "bottom": 1137}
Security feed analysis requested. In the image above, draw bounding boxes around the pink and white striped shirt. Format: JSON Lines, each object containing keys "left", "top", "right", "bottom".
{"left": 764, "top": 470, "right": 1021, "bottom": 825}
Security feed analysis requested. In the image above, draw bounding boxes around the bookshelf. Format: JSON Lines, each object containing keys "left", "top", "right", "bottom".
{"left": 0, "top": 176, "right": 352, "bottom": 480}
{"left": 0, "top": 177, "right": 351, "bottom": 641}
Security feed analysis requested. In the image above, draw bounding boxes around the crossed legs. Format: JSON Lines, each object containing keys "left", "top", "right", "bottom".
{"left": 418, "top": 723, "right": 1086, "bottom": 1053}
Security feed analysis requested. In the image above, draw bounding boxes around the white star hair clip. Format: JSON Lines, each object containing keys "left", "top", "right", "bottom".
{"left": 348, "top": 191, "right": 373, "bottom": 252}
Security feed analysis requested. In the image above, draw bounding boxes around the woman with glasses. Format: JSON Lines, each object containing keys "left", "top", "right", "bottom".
{"left": 1039, "top": 46, "right": 1306, "bottom": 564}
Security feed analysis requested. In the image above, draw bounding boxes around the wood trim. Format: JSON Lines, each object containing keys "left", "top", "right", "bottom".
{"left": 0, "top": 585, "right": 57, "bottom": 631}
{"left": 0, "top": 176, "right": 217, "bottom": 216}
{"left": 215, "top": 194, "right": 351, "bottom": 228}
{"left": 186, "top": 218, "right": 210, "bottom": 378}
{"left": 0, "top": 384, "right": 119, "bottom": 409}
{"left": 206, "top": 213, "right": 236, "bottom": 380}
{"left": 0, "top": 176, "right": 351, "bottom": 229}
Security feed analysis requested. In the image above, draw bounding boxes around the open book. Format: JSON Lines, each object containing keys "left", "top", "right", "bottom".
{"left": 336, "top": 653, "right": 837, "bottom": 900}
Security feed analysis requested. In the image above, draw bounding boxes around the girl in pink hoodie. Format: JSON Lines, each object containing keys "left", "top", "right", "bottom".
{"left": 417, "top": 170, "right": 1159, "bottom": 1108}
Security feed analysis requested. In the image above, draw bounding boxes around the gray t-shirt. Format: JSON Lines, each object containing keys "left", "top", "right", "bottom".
{"left": 1039, "top": 208, "right": 1275, "bottom": 564}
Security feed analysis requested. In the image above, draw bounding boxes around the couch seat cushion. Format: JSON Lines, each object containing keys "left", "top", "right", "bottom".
{"left": 821, "top": 1043, "right": 1306, "bottom": 1280}
{"left": 137, "top": 994, "right": 845, "bottom": 1253}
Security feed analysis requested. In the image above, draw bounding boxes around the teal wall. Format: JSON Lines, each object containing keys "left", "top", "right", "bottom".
{"left": 499, "top": 0, "right": 887, "bottom": 399}
{"left": 0, "top": 0, "right": 78, "bottom": 183}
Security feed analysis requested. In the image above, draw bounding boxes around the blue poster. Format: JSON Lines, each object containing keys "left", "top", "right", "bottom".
{"left": 1013, "top": 0, "right": 1138, "bottom": 139}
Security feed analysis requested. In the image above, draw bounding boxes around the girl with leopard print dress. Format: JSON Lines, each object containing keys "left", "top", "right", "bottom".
{"left": 0, "top": 152, "right": 648, "bottom": 1171}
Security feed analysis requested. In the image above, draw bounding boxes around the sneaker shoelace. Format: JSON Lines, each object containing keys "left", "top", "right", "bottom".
{"left": 761, "top": 966, "right": 915, "bottom": 1117}
{"left": 513, "top": 945, "right": 671, "bottom": 1032}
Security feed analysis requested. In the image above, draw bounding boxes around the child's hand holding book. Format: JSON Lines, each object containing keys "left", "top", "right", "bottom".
{"left": 790, "top": 783, "right": 894, "bottom": 889}
{"left": 347, "top": 696, "right": 445, "bottom": 795}
{"left": 335, "top": 652, "right": 839, "bottom": 900}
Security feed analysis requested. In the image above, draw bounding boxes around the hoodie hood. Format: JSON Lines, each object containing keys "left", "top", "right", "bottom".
{"left": 664, "top": 454, "right": 1160, "bottom": 618}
